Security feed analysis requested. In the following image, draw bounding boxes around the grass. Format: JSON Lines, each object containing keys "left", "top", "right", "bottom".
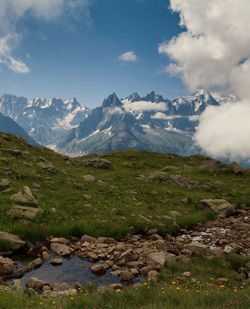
{"left": 0, "top": 257, "right": 249, "bottom": 309}
{"left": 0, "top": 133, "right": 250, "bottom": 244}
{"left": 0, "top": 134, "right": 249, "bottom": 309}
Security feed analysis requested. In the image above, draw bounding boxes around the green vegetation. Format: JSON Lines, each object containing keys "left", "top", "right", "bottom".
{"left": 1, "top": 257, "right": 250, "bottom": 309}
{"left": 1, "top": 133, "right": 250, "bottom": 308}
{"left": 0, "top": 133, "right": 249, "bottom": 242}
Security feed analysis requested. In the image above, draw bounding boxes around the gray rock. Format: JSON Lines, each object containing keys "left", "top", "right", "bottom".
{"left": 51, "top": 243, "right": 72, "bottom": 256}
{"left": 9, "top": 205, "right": 39, "bottom": 220}
{"left": 0, "top": 179, "right": 10, "bottom": 190}
{"left": 83, "top": 175, "right": 96, "bottom": 182}
{"left": 147, "top": 252, "right": 166, "bottom": 267}
{"left": 26, "top": 277, "right": 50, "bottom": 291}
{"left": 0, "top": 231, "right": 26, "bottom": 251}
{"left": 11, "top": 186, "right": 38, "bottom": 206}
{"left": 83, "top": 158, "right": 113, "bottom": 170}
{"left": 50, "top": 257, "right": 63, "bottom": 266}
{"left": 90, "top": 264, "right": 107, "bottom": 274}
{"left": 199, "top": 199, "right": 234, "bottom": 214}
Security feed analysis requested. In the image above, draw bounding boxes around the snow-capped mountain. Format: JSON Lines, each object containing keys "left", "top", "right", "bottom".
{"left": 0, "top": 94, "right": 90, "bottom": 147}
{"left": 58, "top": 89, "right": 234, "bottom": 156}
{"left": 0, "top": 89, "right": 235, "bottom": 156}
{"left": 58, "top": 93, "right": 196, "bottom": 156}
{"left": 0, "top": 112, "right": 37, "bottom": 145}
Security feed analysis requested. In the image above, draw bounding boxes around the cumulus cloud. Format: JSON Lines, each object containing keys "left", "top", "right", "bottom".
{"left": 0, "top": 0, "right": 89, "bottom": 73}
{"left": 195, "top": 101, "right": 250, "bottom": 161}
{"left": 161, "top": 0, "right": 250, "bottom": 161}
{"left": 119, "top": 51, "right": 138, "bottom": 62}
{"left": 124, "top": 100, "right": 168, "bottom": 112}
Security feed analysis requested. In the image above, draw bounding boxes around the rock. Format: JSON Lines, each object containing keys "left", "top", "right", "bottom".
{"left": 11, "top": 186, "right": 38, "bottom": 206}
{"left": 90, "top": 264, "right": 107, "bottom": 275}
{"left": 0, "top": 231, "right": 26, "bottom": 251}
{"left": 224, "top": 245, "right": 235, "bottom": 254}
{"left": 148, "top": 270, "right": 160, "bottom": 281}
{"left": 199, "top": 199, "right": 234, "bottom": 215}
{"left": 83, "top": 158, "right": 113, "bottom": 170}
{"left": 186, "top": 242, "right": 208, "bottom": 255}
{"left": 147, "top": 252, "right": 166, "bottom": 267}
{"left": 37, "top": 158, "right": 57, "bottom": 173}
{"left": 0, "top": 256, "right": 14, "bottom": 275}
{"left": 0, "top": 179, "right": 10, "bottom": 190}
{"left": 26, "top": 277, "right": 50, "bottom": 291}
{"left": 83, "top": 175, "right": 96, "bottom": 182}
{"left": 130, "top": 268, "right": 139, "bottom": 276}
{"left": 51, "top": 243, "right": 71, "bottom": 256}
{"left": 42, "top": 251, "right": 49, "bottom": 261}
{"left": 120, "top": 270, "right": 134, "bottom": 282}
{"left": 148, "top": 172, "right": 202, "bottom": 189}
{"left": 44, "top": 288, "right": 77, "bottom": 298}
{"left": 182, "top": 272, "right": 192, "bottom": 278}
{"left": 87, "top": 252, "right": 99, "bottom": 261}
{"left": 9, "top": 205, "right": 39, "bottom": 220}
{"left": 81, "top": 235, "right": 96, "bottom": 243}
{"left": 216, "top": 278, "right": 229, "bottom": 286}
{"left": 11, "top": 258, "right": 42, "bottom": 278}
{"left": 12, "top": 279, "right": 22, "bottom": 291}
{"left": 50, "top": 237, "right": 70, "bottom": 245}
{"left": 50, "top": 257, "right": 63, "bottom": 266}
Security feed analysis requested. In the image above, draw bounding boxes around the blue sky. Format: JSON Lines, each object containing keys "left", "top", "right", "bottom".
{"left": 0, "top": 0, "right": 187, "bottom": 107}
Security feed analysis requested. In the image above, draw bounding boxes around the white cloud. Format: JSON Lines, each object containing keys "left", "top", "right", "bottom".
{"left": 195, "top": 101, "right": 250, "bottom": 161}
{"left": 0, "top": 0, "right": 89, "bottom": 73}
{"left": 151, "top": 112, "right": 169, "bottom": 120}
{"left": 124, "top": 100, "right": 168, "bottom": 112}
{"left": 9, "top": 57, "right": 30, "bottom": 73}
{"left": 161, "top": 0, "right": 250, "bottom": 161}
{"left": 119, "top": 51, "right": 138, "bottom": 62}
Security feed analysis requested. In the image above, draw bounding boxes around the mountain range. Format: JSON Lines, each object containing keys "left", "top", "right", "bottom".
{"left": 0, "top": 90, "right": 236, "bottom": 156}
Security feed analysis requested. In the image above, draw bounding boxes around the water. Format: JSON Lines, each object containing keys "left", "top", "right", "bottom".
{"left": 18, "top": 257, "right": 136, "bottom": 288}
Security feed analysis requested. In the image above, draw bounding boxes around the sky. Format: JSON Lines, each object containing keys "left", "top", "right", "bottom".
{"left": 0, "top": 0, "right": 187, "bottom": 107}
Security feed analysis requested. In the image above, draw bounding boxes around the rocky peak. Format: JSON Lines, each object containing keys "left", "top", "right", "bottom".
{"left": 102, "top": 93, "right": 123, "bottom": 108}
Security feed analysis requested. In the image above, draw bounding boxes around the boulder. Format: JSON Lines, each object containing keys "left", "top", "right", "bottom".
{"left": 83, "top": 158, "right": 113, "bottom": 170}
{"left": 90, "top": 264, "right": 107, "bottom": 275}
{"left": 83, "top": 175, "right": 96, "bottom": 182}
{"left": 9, "top": 205, "right": 39, "bottom": 220}
{"left": 81, "top": 235, "right": 96, "bottom": 243}
{"left": 199, "top": 199, "right": 234, "bottom": 215}
{"left": 50, "top": 257, "right": 63, "bottom": 266}
{"left": 11, "top": 258, "right": 42, "bottom": 278}
{"left": 147, "top": 252, "right": 166, "bottom": 267}
{"left": 11, "top": 186, "right": 37, "bottom": 206}
{"left": 0, "top": 179, "right": 10, "bottom": 190}
{"left": 148, "top": 270, "right": 160, "bottom": 281}
{"left": 37, "top": 157, "right": 57, "bottom": 173}
{"left": 120, "top": 270, "right": 134, "bottom": 282}
{"left": 0, "top": 256, "right": 14, "bottom": 275}
{"left": 26, "top": 277, "right": 50, "bottom": 291}
{"left": 0, "top": 231, "right": 26, "bottom": 251}
{"left": 50, "top": 238, "right": 70, "bottom": 245}
{"left": 51, "top": 243, "right": 71, "bottom": 256}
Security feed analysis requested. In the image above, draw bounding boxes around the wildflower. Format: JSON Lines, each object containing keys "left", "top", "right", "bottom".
{"left": 176, "top": 287, "right": 180, "bottom": 291}
{"left": 219, "top": 285, "right": 225, "bottom": 289}
{"left": 171, "top": 281, "right": 176, "bottom": 285}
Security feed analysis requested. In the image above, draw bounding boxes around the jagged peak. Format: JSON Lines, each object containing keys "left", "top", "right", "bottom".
{"left": 102, "top": 93, "right": 123, "bottom": 108}
{"left": 144, "top": 91, "right": 165, "bottom": 103}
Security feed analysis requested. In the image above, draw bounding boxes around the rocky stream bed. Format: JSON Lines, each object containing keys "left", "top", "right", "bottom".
{"left": 0, "top": 207, "right": 250, "bottom": 298}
